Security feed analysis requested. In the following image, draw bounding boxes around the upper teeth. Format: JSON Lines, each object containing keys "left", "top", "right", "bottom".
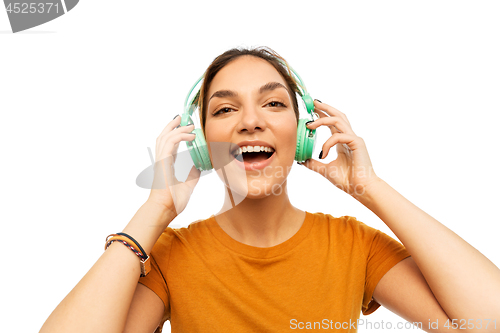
{"left": 233, "top": 145, "right": 275, "bottom": 155}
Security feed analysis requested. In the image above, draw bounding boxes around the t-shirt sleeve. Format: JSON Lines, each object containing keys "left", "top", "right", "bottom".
{"left": 138, "top": 230, "right": 175, "bottom": 328}
{"left": 351, "top": 218, "right": 411, "bottom": 315}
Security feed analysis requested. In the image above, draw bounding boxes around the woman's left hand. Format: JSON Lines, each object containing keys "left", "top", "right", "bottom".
{"left": 300, "top": 100, "right": 380, "bottom": 198}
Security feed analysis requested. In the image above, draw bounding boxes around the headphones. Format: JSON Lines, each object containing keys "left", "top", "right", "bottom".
{"left": 180, "top": 61, "right": 317, "bottom": 171}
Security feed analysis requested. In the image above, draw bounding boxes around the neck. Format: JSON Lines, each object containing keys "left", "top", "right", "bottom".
{"left": 215, "top": 180, "right": 305, "bottom": 247}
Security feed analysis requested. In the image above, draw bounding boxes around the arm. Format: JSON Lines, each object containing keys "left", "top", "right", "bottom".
{"left": 40, "top": 116, "right": 201, "bottom": 333}
{"left": 123, "top": 283, "right": 165, "bottom": 333}
{"left": 302, "top": 100, "right": 500, "bottom": 329}
{"left": 373, "top": 257, "right": 454, "bottom": 333}
{"left": 39, "top": 115, "right": 200, "bottom": 333}
{"left": 359, "top": 178, "right": 500, "bottom": 328}
{"left": 39, "top": 200, "right": 175, "bottom": 333}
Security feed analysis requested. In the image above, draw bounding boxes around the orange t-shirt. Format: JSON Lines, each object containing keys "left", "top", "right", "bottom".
{"left": 139, "top": 211, "right": 410, "bottom": 332}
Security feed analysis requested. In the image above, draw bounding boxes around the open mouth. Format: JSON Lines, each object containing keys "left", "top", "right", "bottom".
{"left": 231, "top": 146, "right": 275, "bottom": 164}
{"left": 241, "top": 151, "right": 274, "bottom": 163}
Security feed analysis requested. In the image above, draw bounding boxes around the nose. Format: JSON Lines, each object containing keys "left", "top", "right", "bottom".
{"left": 237, "top": 104, "right": 267, "bottom": 134}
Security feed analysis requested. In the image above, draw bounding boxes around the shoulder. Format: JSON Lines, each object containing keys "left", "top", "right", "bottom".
{"left": 151, "top": 215, "right": 214, "bottom": 253}
{"left": 308, "top": 211, "right": 374, "bottom": 235}
{"left": 307, "top": 212, "right": 387, "bottom": 251}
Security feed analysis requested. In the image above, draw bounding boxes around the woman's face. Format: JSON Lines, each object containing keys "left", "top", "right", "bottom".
{"left": 205, "top": 55, "right": 298, "bottom": 199}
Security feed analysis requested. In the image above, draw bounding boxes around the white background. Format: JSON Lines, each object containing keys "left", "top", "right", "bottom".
{"left": 1, "top": 1, "right": 499, "bottom": 332}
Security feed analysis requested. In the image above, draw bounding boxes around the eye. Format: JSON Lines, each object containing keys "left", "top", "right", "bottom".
{"left": 266, "top": 101, "right": 287, "bottom": 108}
{"left": 213, "top": 107, "right": 234, "bottom": 115}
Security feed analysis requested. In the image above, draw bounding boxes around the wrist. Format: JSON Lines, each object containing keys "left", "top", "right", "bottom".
{"left": 352, "top": 177, "right": 386, "bottom": 206}
{"left": 121, "top": 201, "right": 177, "bottom": 255}
{"left": 145, "top": 198, "right": 178, "bottom": 220}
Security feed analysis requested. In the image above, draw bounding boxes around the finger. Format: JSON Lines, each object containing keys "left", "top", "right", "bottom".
{"left": 158, "top": 123, "right": 195, "bottom": 143}
{"left": 160, "top": 131, "right": 197, "bottom": 152}
{"left": 173, "top": 122, "right": 196, "bottom": 132}
{"left": 320, "top": 133, "right": 363, "bottom": 160}
{"left": 156, "top": 131, "right": 197, "bottom": 163}
{"left": 314, "top": 100, "right": 348, "bottom": 122}
{"left": 313, "top": 100, "right": 351, "bottom": 126}
{"left": 156, "top": 119, "right": 191, "bottom": 159}
{"left": 158, "top": 115, "right": 183, "bottom": 138}
{"left": 159, "top": 124, "right": 196, "bottom": 150}
{"left": 156, "top": 124, "right": 195, "bottom": 154}
{"left": 312, "top": 109, "right": 329, "bottom": 121}
{"left": 306, "top": 115, "right": 355, "bottom": 135}
{"left": 309, "top": 109, "right": 343, "bottom": 134}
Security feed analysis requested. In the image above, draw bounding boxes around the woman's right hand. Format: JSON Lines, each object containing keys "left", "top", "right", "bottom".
{"left": 147, "top": 115, "right": 201, "bottom": 217}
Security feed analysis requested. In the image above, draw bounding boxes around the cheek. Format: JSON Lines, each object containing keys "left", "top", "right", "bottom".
{"left": 204, "top": 124, "right": 228, "bottom": 156}
{"left": 205, "top": 124, "right": 219, "bottom": 142}
{"left": 274, "top": 120, "right": 298, "bottom": 156}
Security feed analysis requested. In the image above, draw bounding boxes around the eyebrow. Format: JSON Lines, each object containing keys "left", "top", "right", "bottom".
{"left": 208, "top": 81, "right": 288, "bottom": 103}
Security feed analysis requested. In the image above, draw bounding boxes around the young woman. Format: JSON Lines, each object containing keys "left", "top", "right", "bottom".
{"left": 40, "top": 47, "right": 500, "bottom": 333}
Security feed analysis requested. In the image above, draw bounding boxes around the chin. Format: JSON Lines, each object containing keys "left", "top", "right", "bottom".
{"left": 219, "top": 176, "right": 288, "bottom": 200}
{"left": 245, "top": 177, "right": 287, "bottom": 199}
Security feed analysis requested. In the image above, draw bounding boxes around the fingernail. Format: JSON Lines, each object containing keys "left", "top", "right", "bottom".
{"left": 319, "top": 150, "right": 323, "bottom": 159}
{"left": 173, "top": 114, "right": 180, "bottom": 120}
{"left": 296, "top": 161, "right": 303, "bottom": 166}
{"left": 314, "top": 99, "right": 322, "bottom": 103}
{"left": 305, "top": 120, "right": 315, "bottom": 126}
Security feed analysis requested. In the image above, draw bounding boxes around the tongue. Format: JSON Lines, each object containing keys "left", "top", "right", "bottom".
{"left": 242, "top": 152, "right": 270, "bottom": 163}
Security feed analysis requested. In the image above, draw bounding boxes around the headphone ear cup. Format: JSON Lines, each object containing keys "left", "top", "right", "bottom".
{"left": 181, "top": 111, "right": 213, "bottom": 171}
{"left": 186, "top": 129, "right": 213, "bottom": 171}
{"left": 295, "top": 118, "right": 317, "bottom": 162}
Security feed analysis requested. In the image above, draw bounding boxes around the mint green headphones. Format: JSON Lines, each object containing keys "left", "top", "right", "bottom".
{"left": 180, "top": 61, "right": 317, "bottom": 171}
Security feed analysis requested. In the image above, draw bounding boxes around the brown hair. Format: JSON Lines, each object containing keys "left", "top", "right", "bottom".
{"left": 192, "top": 46, "right": 302, "bottom": 135}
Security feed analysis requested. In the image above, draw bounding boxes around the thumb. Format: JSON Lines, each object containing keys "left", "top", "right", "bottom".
{"left": 300, "top": 159, "right": 329, "bottom": 179}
